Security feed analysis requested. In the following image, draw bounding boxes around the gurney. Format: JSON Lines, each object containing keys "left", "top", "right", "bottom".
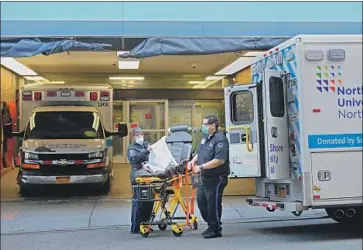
{"left": 131, "top": 125, "right": 198, "bottom": 238}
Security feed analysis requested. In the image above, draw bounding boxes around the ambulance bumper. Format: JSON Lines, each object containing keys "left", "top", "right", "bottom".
{"left": 19, "top": 174, "right": 108, "bottom": 185}
{"left": 246, "top": 197, "right": 307, "bottom": 212}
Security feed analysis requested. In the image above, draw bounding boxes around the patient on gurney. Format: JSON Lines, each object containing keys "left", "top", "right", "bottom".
{"left": 133, "top": 125, "right": 193, "bottom": 180}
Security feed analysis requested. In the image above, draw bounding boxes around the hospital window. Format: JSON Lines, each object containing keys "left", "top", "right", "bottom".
{"left": 230, "top": 91, "right": 254, "bottom": 124}
{"left": 269, "top": 76, "right": 285, "bottom": 118}
{"left": 168, "top": 100, "right": 225, "bottom": 151}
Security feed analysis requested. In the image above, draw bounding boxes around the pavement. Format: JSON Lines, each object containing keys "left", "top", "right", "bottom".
{"left": 0, "top": 166, "right": 328, "bottom": 234}
{"left": 1, "top": 196, "right": 328, "bottom": 234}
{"left": 1, "top": 191, "right": 362, "bottom": 250}
{"left": 1, "top": 167, "right": 361, "bottom": 250}
{"left": 1, "top": 217, "right": 362, "bottom": 250}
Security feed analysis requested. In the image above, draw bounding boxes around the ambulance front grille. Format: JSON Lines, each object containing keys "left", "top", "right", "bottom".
{"left": 39, "top": 165, "right": 87, "bottom": 175}
{"left": 38, "top": 154, "right": 89, "bottom": 161}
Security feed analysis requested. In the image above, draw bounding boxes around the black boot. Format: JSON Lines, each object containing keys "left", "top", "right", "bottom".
{"left": 202, "top": 228, "right": 222, "bottom": 239}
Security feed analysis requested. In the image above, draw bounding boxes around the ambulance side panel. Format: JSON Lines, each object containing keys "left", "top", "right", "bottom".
{"left": 300, "top": 38, "right": 363, "bottom": 207}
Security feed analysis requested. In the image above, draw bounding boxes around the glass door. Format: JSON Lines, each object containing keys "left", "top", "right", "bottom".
{"left": 168, "top": 102, "right": 193, "bottom": 127}
{"left": 126, "top": 100, "right": 168, "bottom": 162}
{"left": 113, "top": 101, "right": 127, "bottom": 163}
{"left": 168, "top": 100, "right": 225, "bottom": 151}
{"left": 192, "top": 102, "right": 225, "bottom": 149}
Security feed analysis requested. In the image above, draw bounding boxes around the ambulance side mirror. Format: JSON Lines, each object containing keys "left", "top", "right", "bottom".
{"left": 117, "top": 123, "right": 128, "bottom": 137}
{"left": 12, "top": 131, "right": 25, "bottom": 138}
{"left": 3, "top": 124, "right": 24, "bottom": 138}
{"left": 105, "top": 123, "right": 128, "bottom": 138}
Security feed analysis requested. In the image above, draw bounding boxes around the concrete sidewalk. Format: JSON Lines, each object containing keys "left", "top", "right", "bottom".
{"left": 1, "top": 196, "right": 327, "bottom": 234}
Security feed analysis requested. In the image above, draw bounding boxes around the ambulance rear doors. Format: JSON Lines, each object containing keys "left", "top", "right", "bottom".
{"left": 224, "top": 84, "right": 263, "bottom": 178}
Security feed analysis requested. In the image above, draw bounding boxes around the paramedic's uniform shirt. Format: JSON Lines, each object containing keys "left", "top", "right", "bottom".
{"left": 197, "top": 131, "right": 230, "bottom": 178}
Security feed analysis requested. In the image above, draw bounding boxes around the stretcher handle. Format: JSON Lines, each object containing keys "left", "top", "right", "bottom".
{"left": 184, "top": 161, "right": 195, "bottom": 228}
{"left": 184, "top": 164, "right": 190, "bottom": 227}
{"left": 227, "top": 125, "right": 253, "bottom": 152}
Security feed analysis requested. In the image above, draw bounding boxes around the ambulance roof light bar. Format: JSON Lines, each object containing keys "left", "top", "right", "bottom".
{"left": 100, "top": 91, "right": 110, "bottom": 101}
{"left": 75, "top": 91, "right": 85, "bottom": 97}
{"left": 90, "top": 92, "right": 98, "bottom": 101}
{"left": 47, "top": 91, "right": 57, "bottom": 97}
{"left": 22, "top": 91, "right": 32, "bottom": 101}
{"left": 33, "top": 92, "right": 42, "bottom": 101}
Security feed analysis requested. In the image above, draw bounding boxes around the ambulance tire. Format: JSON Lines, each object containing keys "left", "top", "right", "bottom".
{"left": 19, "top": 185, "right": 32, "bottom": 197}
{"left": 99, "top": 176, "right": 111, "bottom": 195}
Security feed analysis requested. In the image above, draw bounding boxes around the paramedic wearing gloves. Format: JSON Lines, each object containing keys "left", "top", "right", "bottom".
{"left": 127, "top": 127, "right": 154, "bottom": 234}
{"left": 187, "top": 115, "right": 230, "bottom": 239}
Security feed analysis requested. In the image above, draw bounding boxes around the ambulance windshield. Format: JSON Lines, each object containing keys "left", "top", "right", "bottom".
{"left": 24, "top": 111, "right": 104, "bottom": 139}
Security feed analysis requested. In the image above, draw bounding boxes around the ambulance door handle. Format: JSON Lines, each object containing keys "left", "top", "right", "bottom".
{"left": 271, "top": 126, "right": 278, "bottom": 138}
{"left": 241, "top": 132, "right": 253, "bottom": 151}
{"left": 227, "top": 126, "right": 253, "bottom": 152}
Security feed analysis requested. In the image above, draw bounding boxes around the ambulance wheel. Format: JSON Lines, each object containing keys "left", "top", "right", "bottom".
{"left": 193, "top": 221, "right": 198, "bottom": 230}
{"left": 19, "top": 185, "right": 32, "bottom": 197}
{"left": 158, "top": 220, "right": 167, "bottom": 230}
{"left": 99, "top": 176, "right": 111, "bottom": 195}
{"left": 266, "top": 207, "right": 275, "bottom": 212}
{"left": 172, "top": 230, "right": 183, "bottom": 237}
{"left": 292, "top": 211, "right": 302, "bottom": 216}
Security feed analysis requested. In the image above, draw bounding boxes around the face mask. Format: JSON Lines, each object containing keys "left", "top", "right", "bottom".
{"left": 201, "top": 125, "right": 209, "bottom": 135}
{"left": 135, "top": 137, "right": 144, "bottom": 145}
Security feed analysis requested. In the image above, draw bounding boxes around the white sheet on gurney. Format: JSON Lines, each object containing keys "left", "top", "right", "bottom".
{"left": 143, "top": 136, "right": 178, "bottom": 173}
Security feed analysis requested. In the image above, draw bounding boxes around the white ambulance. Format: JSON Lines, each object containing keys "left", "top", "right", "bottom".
{"left": 224, "top": 35, "right": 362, "bottom": 224}
{"left": 9, "top": 83, "right": 127, "bottom": 196}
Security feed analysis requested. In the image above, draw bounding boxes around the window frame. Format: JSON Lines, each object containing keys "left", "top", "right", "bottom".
{"left": 24, "top": 111, "right": 106, "bottom": 140}
{"left": 269, "top": 76, "right": 285, "bottom": 118}
{"left": 230, "top": 90, "right": 255, "bottom": 125}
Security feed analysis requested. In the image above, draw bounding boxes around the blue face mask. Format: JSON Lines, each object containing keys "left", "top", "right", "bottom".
{"left": 201, "top": 125, "right": 209, "bottom": 135}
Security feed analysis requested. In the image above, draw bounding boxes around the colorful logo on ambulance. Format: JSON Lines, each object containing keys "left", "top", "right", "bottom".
{"left": 316, "top": 65, "right": 362, "bottom": 119}
{"left": 315, "top": 65, "right": 342, "bottom": 93}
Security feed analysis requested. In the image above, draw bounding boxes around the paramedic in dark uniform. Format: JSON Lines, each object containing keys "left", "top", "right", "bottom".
{"left": 127, "top": 127, "right": 154, "bottom": 234}
{"left": 187, "top": 115, "right": 230, "bottom": 239}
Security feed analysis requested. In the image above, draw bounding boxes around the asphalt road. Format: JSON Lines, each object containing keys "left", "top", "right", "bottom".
{"left": 1, "top": 218, "right": 362, "bottom": 250}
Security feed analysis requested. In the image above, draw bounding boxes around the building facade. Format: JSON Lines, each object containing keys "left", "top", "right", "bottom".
{"left": 1, "top": 1, "right": 362, "bottom": 197}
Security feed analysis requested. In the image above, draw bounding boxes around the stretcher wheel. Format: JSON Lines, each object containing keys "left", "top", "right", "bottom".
{"left": 193, "top": 221, "right": 198, "bottom": 230}
{"left": 172, "top": 230, "right": 183, "bottom": 237}
{"left": 266, "top": 207, "right": 276, "bottom": 212}
{"left": 292, "top": 211, "right": 302, "bottom": 216}
{"left": 141, "top": 232, "right": 149, "bottom": 238}
{"left": 158, "top": 220, "right": 167, "bottom": 231}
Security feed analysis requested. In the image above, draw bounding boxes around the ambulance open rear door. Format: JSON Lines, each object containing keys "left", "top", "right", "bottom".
{"left": 263, "top": 69, "right": 290, "bottom": 180}
{"left": 224, "top": 84, "right": 262, "bottom": 178}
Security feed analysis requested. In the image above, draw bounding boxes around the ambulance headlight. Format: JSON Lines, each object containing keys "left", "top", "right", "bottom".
{"left": 24, "top": 152, "right": 39, "bottom": 160}
{"left": 88, "top": 151, "right": 103, "bottom": 159}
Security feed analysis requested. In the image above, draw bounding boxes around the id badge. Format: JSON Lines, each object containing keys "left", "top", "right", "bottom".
{"left": 201, "top": 138, "right": 206, "bottom": 145}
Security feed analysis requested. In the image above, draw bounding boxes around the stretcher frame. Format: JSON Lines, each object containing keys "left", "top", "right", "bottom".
{"left": 131, "top": 165, "right": 198, "bottom": 238}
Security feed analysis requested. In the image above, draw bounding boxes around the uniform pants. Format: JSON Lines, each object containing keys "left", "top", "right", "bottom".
{"left": 130, "top": 169, "right": 154, "bottom": 232}
{"left": 197, "top": 175, "right": 228, "bottom": 231}
{"left": 131, "top": 191, "right": 154, "bottom": 232}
